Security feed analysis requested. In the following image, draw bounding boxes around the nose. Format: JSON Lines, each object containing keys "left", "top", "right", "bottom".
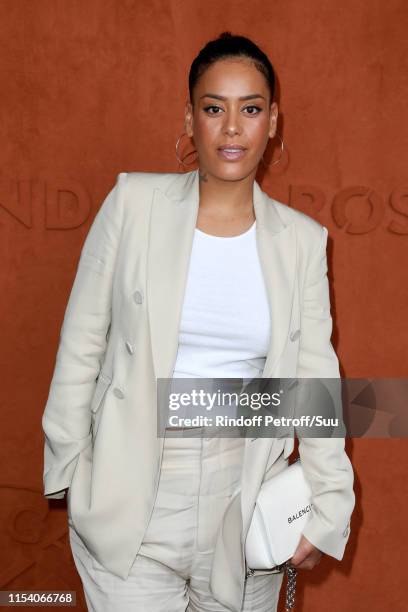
{"left": 222, "top": 108, "right": 242, "bottom": 136}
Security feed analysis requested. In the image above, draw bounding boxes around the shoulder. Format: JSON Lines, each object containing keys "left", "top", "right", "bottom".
{"left": 268, "top": 194, "right": 327, "bottom": 251}
{"left": 112, "top": 171, "right": 181, "bottom": 217}
{"left": 120, "top": 170, "right": 182, "bottom": 192}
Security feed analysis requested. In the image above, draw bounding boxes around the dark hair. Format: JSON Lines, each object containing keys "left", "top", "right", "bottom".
{"left": 188, "top": 31, "right": 276, "bottom": 106}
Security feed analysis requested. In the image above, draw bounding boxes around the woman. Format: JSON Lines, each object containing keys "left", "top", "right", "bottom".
{"left": 42, "top": 32, "right": 355, "bottom": 611}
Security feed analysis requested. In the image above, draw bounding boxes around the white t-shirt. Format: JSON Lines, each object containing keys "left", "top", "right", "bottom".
{"left": 173, "top": 220, "right": 271, "bottom": 381}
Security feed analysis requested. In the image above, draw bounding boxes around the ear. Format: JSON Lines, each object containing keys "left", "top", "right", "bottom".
{"left": 268, "top": 101, "right": 279, "bottom": 139}
{"left": 184, "top": 99, "right": 194, "bottom": 137}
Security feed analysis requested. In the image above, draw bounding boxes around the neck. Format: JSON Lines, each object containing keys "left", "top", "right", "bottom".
{"left": 197, "top": 168, "right": 256, "bottom": 221}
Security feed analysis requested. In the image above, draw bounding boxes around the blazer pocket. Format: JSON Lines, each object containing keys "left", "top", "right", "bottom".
{"left": 90, "top": 373, "right": 112, "bottom": 413}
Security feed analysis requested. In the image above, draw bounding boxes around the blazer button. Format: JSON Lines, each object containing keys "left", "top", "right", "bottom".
{"left": 125, "top": 341, "right": 134, "bottom": 355}
{"left": 133, "top": 290, "right": 143, "bottom": 304}
{"left": 343, "top": 521, "right": 350, "bottom": 537}
{"left": 113, "top": 388, "right": 125, "bottom": 399}
{"left": 289, "top": 329, "right": 301, "bottom": 341}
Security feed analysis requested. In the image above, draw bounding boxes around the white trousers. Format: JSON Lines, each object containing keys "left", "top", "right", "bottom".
{"left": 68, "top": 428, "right": 284, "bottom": 611}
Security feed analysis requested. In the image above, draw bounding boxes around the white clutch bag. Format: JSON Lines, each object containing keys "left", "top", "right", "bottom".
{"left": 245, "top": 457, "right": 313, "bottom": 570}
{"left": 245, "top": 457, "right": 314, "bottom": 610}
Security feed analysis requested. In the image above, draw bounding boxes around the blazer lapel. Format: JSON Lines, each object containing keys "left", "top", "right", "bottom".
{"left": 146, "top": 169, "right": 201, "bottom": 382}
{"left": 253, "top": 183, "right": 297, "bottom": 379}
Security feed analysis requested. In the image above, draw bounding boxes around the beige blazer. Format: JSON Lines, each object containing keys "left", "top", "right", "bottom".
{"left": 42, "top": 168, "right": 355, "bottom": 612}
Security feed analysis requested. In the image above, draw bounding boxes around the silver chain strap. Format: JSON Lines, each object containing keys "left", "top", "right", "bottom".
{"left": 246, "top": 561, "right": 298, "bottom": 610}
{"left": 283, "top": 562, "right": 297, "bottom": 610}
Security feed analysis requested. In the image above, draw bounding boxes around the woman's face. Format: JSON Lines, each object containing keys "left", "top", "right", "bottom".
{"left": 185, "top": 58, "right": 278, "bottom": 181}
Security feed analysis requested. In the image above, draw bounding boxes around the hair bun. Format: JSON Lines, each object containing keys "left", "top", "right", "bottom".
{"left": 188, "top": 32, "right": 276, "bottom": 107}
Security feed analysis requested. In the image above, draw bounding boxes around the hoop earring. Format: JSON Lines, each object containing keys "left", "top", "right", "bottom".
{"left": 261, "top": 133, "right": 285, "bottom": 167}
{"left": 175, "top": 132, "right": 198, "bottom": 167}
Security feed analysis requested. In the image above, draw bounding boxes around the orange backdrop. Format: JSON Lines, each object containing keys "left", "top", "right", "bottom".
{"left": 0, "top": 0, "right": 407, "bottom": 610}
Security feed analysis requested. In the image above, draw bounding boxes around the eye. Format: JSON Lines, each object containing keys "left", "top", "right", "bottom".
{"left": 203, "top": 105, "right": 222, "bottom": 115}
{"left": 244, "top": 105, "right": 262, "bottom": 115}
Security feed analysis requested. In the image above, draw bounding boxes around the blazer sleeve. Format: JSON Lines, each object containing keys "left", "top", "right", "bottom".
{"left": 41, "top": 172, "right": 127, "bottom": 499}
{"left": 296, "top": 225, "right": 356, "bottom": 560}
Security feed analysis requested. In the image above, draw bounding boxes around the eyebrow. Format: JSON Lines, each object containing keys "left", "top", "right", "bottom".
{"left": 199, "top": 93, "right": 266, "bottom": 101}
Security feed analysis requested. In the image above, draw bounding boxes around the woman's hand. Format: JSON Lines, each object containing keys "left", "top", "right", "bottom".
{"left": 288, "top": 535, "right": 323, "bottom": 570}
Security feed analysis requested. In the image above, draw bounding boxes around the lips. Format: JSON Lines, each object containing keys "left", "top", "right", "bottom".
{"left": 218, "top": 145, "right": 246, "bottom": 151}
{"left": 217, "top": 145, "right": 247, "bottom": 161}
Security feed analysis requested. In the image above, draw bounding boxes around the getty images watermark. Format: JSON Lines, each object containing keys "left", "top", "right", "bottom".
{"left": 156, "top": 377, "right": 408, "bottom": 438}
{"left": 166, "top": 387, "right": 339, "bottom": 429}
